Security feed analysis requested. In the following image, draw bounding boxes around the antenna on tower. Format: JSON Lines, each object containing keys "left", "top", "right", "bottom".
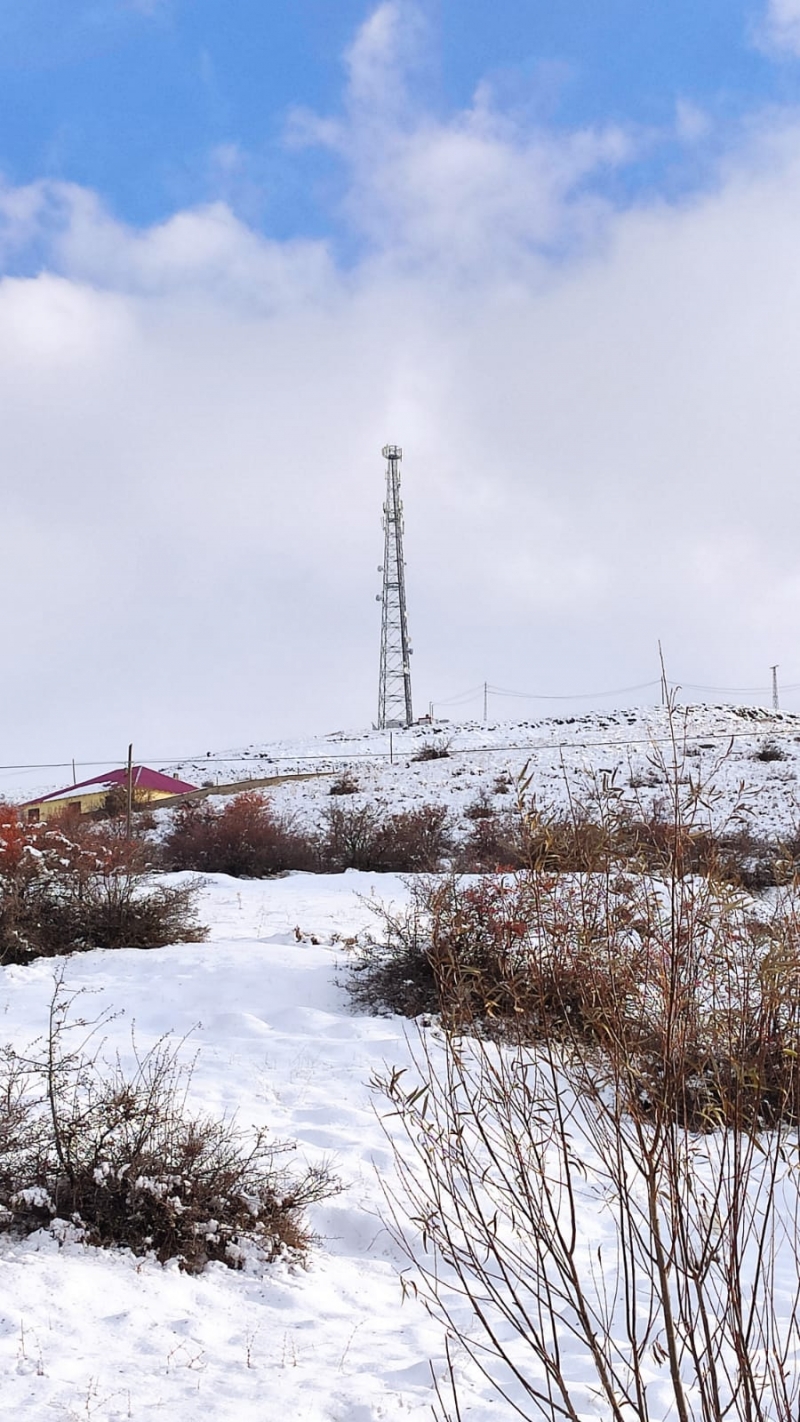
{"left": 376, "top": 444, "right": 414, "bottom": 728}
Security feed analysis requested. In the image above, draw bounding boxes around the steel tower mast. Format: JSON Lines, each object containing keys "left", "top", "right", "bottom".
{"left": 377, "top": 444, "right": 413, "bottom": 728}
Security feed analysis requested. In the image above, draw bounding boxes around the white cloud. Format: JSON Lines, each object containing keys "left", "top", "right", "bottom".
{"left": 4, "top": 3, "right": 800, "bottom": 764}
{"left": 289, "top": 3, "right": 634, "bottom": 278}
{"left": 674, "top": 99, "right": 712, "bottom": 144}
{"left": 758, "top": 0, "right": 800, "bottom": 55}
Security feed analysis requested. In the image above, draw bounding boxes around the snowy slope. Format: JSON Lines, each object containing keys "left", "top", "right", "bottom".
{"left": 0, "top": 873, "right": 455, "bottom": 1422}
{"left": 8, "top": 705, "right": 800, "bottom": 841}
{"left": 2, "top": 866, "right": 800, "bottom": 1416}
{"left": 162, "top": 704, "right": 800, "bottom": 841}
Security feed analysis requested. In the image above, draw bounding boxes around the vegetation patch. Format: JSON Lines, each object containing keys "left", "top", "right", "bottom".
{"left": 0, "top": 807, "right": 202, "bottom": 965}
{"left": 0, "top": 984, "right": 338, "bottom": 1273}
{"left": 164, "top": 791, "right": 317, "bottom": 877}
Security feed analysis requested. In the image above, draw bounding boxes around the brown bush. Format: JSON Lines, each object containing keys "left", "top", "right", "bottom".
{"left": 410, "top": 740, "right": 451, "bottom": 762}
{"left": 354, "top": 864, "right": 800, "bottom": 1130}
{"left": 373, "top": 805, "right": 453, "bottom": 871}
{"left": 454, "top": 788, "right": 799, "bottom": 889}
{"left": 322, "top": 801, "right": 382, "bottom": 870}
{"left": 164, "top": 791, "right": 319, "bottom": 877}
{"left": 457, "top": 806, "right": 527, "bottom": 871}
{"left": 329, "top": 774, "right": 359, "bottom": 796}
{"left": 322, "top": 802, "right": 452, "bottom": 872}
{"left": 0, "top": 808, "right": 202, "bottom": 964}
{"left": 0, "top": 984, "right": 338, "bottom": 1272}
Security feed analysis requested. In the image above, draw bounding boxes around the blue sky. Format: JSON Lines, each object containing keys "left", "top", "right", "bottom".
{"left": 1, "top": 0, "right": 796, "bottom": 239}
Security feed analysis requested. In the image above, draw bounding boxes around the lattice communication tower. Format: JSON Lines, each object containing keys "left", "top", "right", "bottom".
{"left": 376, "top": 444, "right": 413, "bottom": 728}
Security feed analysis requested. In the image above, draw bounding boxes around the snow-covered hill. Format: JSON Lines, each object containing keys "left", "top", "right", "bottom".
{"left": 162, "top": 704, "right": 800, "bottom": 840}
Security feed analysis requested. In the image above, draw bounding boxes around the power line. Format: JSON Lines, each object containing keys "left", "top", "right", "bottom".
{"left": 2, "top": 671, "right": 800, "bottom": 781}
{"left": 488, "top": 680, "right": 661, "bottom": 702}
{"left": 432, "top": 684, "right": 486, "bottom": 706}
{"left": 432, "top": 676, "right": 800, "bottom": 707}
{"left": 678, "top": 681, "right": 800, "bottom": 694}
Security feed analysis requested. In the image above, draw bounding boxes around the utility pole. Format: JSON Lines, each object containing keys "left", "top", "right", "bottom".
{"left": 658, "top": 640, "right": 669, "bottom": 707}
{"left": 377, "top": 445, "right": 414, "bottom": 728}
{"left": 484, "top": 681, "right": 488, "bottom": 723}
{"left": 125, "top": 743, "right": 133, "bottom": 841}
{"left": 771, "top": 664, "right": 780, "bottom": 712}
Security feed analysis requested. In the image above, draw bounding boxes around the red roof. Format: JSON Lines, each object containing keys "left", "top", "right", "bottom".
{"left": 23, "top": 766, "right": 197, "bottom": 807}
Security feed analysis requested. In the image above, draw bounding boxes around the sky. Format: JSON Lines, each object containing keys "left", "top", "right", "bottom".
{"left": 3, "top": 0, "right": 800, "bottom": 771}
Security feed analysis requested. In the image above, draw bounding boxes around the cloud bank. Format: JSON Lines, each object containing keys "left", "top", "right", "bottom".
{"left": 3, "top": 0, "right": 800, "bottom": 772}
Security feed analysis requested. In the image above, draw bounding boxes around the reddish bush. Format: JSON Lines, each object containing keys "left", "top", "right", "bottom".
{"left": 458, "top": 808, "right": 526, "bottom": 872}
{"left": 0, "top": 806, "right": 201, "bottom": 963}
{"left": 164, "top": 791, "right": 318, "bottom": 877}
{"left": 373, "top": 805, "right": 453, "bottom": 872}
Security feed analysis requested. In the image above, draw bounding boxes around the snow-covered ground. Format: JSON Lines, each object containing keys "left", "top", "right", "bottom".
{"left": 2, "top": 845, "right": 800, "bottom": 1415}
{"left": 0, "top": 872, "right": 462, "bottom": 1421}
{"left": 158, "top": 704, "right": 800, "bottom": 841}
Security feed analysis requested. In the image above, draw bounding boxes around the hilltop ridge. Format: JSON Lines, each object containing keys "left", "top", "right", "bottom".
{"left": 160, "top": 703, "right": 800, "bottom": 841}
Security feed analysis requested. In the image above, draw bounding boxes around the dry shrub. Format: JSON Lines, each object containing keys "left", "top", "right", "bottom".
{"left": 329, "top": 773, "right": 359, "bottom": 796}
{"left": 348, "top": 888, "right": 440, "bottom": 1018}
{"left": 371, "top": 805, "right": 453, "bottom": 872}
{"left": 353, "top": 729, "right": 800, "bottom": 1128}
{"left": 164, "top": 791, "right": 319, "bottom": 877}
{"left": 455, "top": 785, "right": 798, "bottom": 889}
{"left": 164, "top": 794, "right": 452, "bottom": 878}
{"left": 0, "top": 807, "right": 202, "bottom": 964}
{"left": 353, "top": 865, "right": 800, "bottom": 1131}
{"left": 323, "top": 802, "right": 382, "bottom": 870}
{"left": 372, "top": 714, "right": 800, "bottom": 1418}
{"left": 378, "top": 1026, "right": 800, "bottom": 1422}
{"left": 99, "top": 783, "right": 157, "bottom": 828}
{"left": 458, "top": 806, "right": 527, "bottom": 871}
{"left": 323, "top": 802, "right": 452, "bottom": 872}
{"left": 0, "top": 984, "right": 338, "bottom": 1273}
{"left": 353, "top": 873, "right": 647, "bottom": 1039}
{"left": 754, "top": 737, "right": 787, "bottom": 762}
{"left": 411, "top": 740, "right": 451, "bottom": 762}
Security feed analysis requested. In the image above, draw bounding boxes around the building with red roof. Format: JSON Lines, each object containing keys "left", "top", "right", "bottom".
{"left": 22, "top": 767, "right": 197, "bottom": 822}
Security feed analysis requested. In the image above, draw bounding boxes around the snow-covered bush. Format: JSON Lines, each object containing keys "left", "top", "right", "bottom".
{"left": 0, "top": 806, "right": 202, "bottom": 963}
{"left": 328, "top": 773, "right": 360, "bottom": 796}
{"left": 371, "top": 711, "right": 800, "bottom": 1417}
{"left": 410, "top": 739, "right": 451, "bottom": 762}
{"left": 0, "top": 983, "right": 338, "bottom": 1272}
{"left": 359, "top": 865, "right": 800, "bottom": 1129}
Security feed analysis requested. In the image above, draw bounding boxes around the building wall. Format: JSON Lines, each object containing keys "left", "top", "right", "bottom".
{"left": 27, "top": 787, "right": 174, "bottom": 823}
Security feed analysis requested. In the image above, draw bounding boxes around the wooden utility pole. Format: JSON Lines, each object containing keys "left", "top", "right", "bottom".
{"left": 658, "top": 641, "right": 669, "bottom": 707}
{"left": 483, "top": 681, "right": 488, "bottom": 723}
{"left": 126, "top": 743, "right": 133, "bottom": 841}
